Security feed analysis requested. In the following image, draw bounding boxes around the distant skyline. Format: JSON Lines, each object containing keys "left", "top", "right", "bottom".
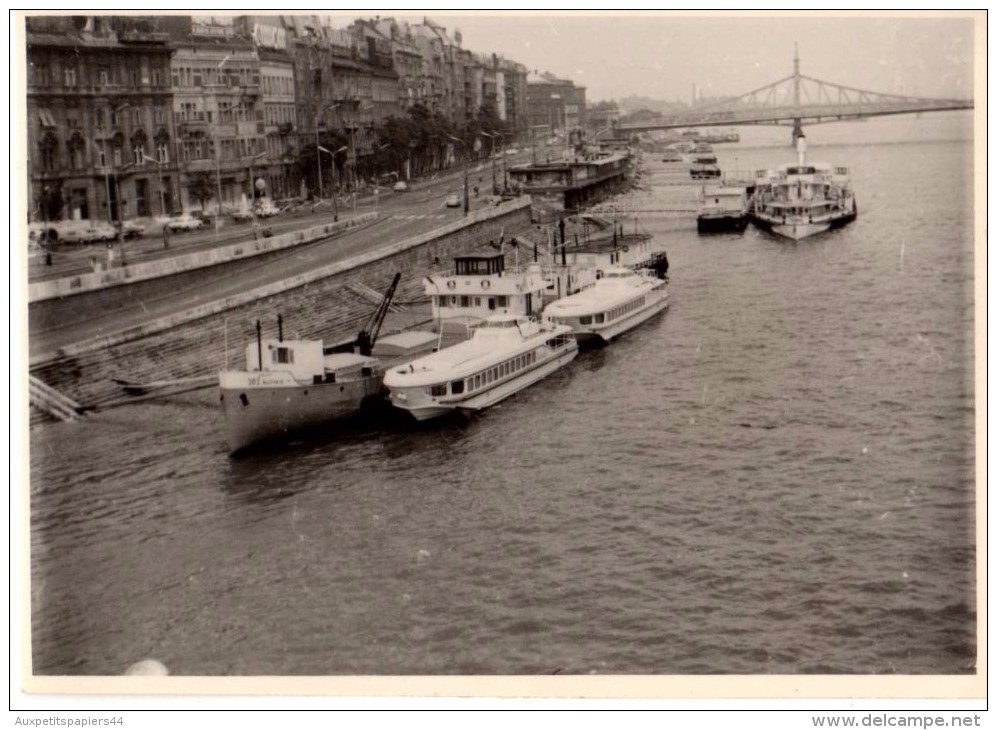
{"left": 327, "top": 11, "right": 976, "bottom": 104}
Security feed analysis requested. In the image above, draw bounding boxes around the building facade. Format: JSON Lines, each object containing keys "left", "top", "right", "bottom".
{"left": 526, "top": 71, "right": 587, "bottom": 141}
{"left": 161, "top": 16, "right": 265, "bottom": 214}
{"left": 26, "top": 15, "right": 177, "bottom": 224}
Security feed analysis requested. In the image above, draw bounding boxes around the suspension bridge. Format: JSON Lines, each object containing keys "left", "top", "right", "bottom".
{"left": 614, "top": 49, "right": 973, "bottom": 141}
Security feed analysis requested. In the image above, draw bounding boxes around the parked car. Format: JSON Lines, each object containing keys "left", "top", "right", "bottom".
{"left": 165, "top": 213, "right": 205, "bottom": 232}
{"left": 255, "top": 201, "right": 282, "bottom": 218}
{"left": 393, "top": 181, "right": 409, "bottom": 192}
{"left": 229, "top": 208, "right": 254, "bottom": 223}
{"left": 444, "top": 194, "right": 462, "bottom": 208}
{"left": 121, "top": 220, "right": 146, "bottom": 239}
{"left": 59, "top": 222, "right": 117, "bottom": 243}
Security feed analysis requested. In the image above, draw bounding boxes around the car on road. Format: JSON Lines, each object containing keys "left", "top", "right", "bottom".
{"left": 444, "top": 194, "right": 462, "bottom": 208}
{"left": 165, "top": 213, "right": 205, "bottom": 232}
{"left": 229, "top": 207, "right": 254, "bottom": 223}
{"left": 393, "top": 181, "right": 409, "bottom": 192}
{"left": 505, "top": 148, "right": 519, "bottom": 156}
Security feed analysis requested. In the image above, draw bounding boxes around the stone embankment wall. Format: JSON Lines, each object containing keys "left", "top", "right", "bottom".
{"left": 29, "top": 215, "right": 382, "bottom": 335}
{"left": 30, "top": 200, "right": 533, "bottom": 412}
{"left": 29, "top": 213, "right": 378, "bottom": 303}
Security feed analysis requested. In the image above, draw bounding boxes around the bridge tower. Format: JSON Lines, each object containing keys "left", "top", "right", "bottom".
{"left": 791, "top": 43, "right": 804, "bottom": 143}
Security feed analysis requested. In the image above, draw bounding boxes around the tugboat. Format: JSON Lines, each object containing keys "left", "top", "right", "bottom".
{"left": 749, "top": 135, "right": 857, "bottom": 241}
{"left": 218, "top": 274, "right": 401, "bottom": 453}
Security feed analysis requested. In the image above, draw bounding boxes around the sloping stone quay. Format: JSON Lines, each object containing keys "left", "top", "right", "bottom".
{"left": 29, "top": 199, "right": 533, "bottom": 415}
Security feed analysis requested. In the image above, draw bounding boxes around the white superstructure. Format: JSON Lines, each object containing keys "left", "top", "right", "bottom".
{"left": 542, "top": 267, "right": 669, "bottom": 344}
{"left": 383, "top": 314, "right": 578, "bottom": 421}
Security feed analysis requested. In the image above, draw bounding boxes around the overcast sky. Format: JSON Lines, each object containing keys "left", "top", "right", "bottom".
{"left": 349, "top": 11, "right": 976, "bottom": 104}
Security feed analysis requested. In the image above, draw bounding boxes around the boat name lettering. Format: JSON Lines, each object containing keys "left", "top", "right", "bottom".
{"left": 246, "top": 375, "right": 290, "bottom": 387}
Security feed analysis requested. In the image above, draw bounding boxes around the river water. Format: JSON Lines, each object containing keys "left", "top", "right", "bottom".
{"left": 28, "top": 113, "right": 977, "bottom": 676}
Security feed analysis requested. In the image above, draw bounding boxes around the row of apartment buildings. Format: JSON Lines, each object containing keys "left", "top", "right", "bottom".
{"left": 25, "top": 14, "right": 587, "bottom": 224}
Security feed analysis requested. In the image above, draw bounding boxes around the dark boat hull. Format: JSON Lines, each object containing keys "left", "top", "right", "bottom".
{"left": 697, "top": 215, "right": 749, "bottom": 234}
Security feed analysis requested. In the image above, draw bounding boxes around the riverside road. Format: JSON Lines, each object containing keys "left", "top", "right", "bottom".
{"left": 28, "top": 159, "right": 527, "bottom": 363}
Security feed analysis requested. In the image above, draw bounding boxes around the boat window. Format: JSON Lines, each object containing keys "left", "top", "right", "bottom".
{"left": 450, "top": 380, "right": 464, "bottom": 395}
{"left": 488, "top": 298, "right": 496, "bottom": 310}
{"left": 438, "top": 296, "right": 449, "bottom": 308}
{"left": 594, "top": 313, "right": 605, "bottom": 323}
{"left": 429, "top": 383, "right": 447, "bottom": 397}
{"left": 361, "top": 367, "right": 374, "bottom": 377}
{"left": 474, "top": 374, "right": 481, "bottom": 389}
{"left": 460, "top": 296, "right": 470, "bottom": 307}
{"left": 239, "top": 393, "right": 249, "bottom": 407}
{"left": 579, "top": 315, "right": 592, "bottom": 325}
{"left": 272, "top": 347, "right": 294, "bottom": 364}
{"left": 474, "top": 297, "right": 481, "bottom": 306}
{"left": 496, "top": 296, "right": 508, "bottom": 307}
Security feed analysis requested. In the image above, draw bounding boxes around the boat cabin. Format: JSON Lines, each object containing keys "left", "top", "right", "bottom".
{"left": 701, "top": 186, "right": 748, "bottom": 215}
{"left": 241, "top": 339, "right": 377, "bottom": 384}
{"left": 425, "top": 250, "right": 547, "bottom": 329}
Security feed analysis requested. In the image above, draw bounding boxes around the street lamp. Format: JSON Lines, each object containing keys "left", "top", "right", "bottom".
{"left": 245, "top": 149, "right": 267, "bottom": 235}
{"left": 445, "top": 134, "right": 469, "bottom": 216}
{"left": 315, "top": 102, "right": 341, "bottom": 200}
{"left": 482, "top": 130, "right": 505, "bottom": 195}
{"left": 141, "top": 152, "right": 166, "bottom": 216}
{"left": 317, "top": 144, "right": 347, "bottom": 221}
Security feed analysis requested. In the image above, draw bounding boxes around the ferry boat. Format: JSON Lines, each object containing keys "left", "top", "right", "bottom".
{"left": 749, "top": 135, "right": 857, "bottom": 241}
{"left": 218, "top": 275, "right": 400, "bottom": 453}
{"left": 661, "top": 148, "right": 683, "bottom": 163}
{"left": 697, "top": 186, "right": 749, "bottom": 233}
{"left": 542, "top": 267, "right": 669, "bottom": 345}
{"left": 690, "top": 153, "right": 721, "bottom": 180}
{"left": 383, "top": 314, "right": 578, "bottom": 421}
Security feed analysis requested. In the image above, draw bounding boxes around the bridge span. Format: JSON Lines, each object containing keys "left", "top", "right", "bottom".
{"left": 614, "top": 49, "right": 973, "bottom": 140}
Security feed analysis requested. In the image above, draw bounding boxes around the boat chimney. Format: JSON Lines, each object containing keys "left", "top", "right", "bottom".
{"left": 796, "top": 134, "right": 807, "bottom": 166}
{"left": 277, "top": 314, "right": 284, "bottom": 342}
{"left": 256, "top": 320, "right": 263, "bottom": 371}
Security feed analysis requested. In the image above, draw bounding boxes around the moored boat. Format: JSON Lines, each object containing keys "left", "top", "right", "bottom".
{"left": 542, "top": 267, "right": 669, "bottom": 345}
{"left": 218, "top": 274, "right": 400, "bottom": 453}
{"left": 383, "top": 314, "right": 578, "bottom": 421}
{"left": 690, "top": 153, "right": 721, "bottom": 180}
{"left": 697, "top": 186, "right": 749, "bottom": 233}
{"left": 749, "top": 135, "right": 857, "bottom": 241}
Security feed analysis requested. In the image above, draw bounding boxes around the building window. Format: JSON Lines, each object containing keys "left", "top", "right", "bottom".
{"left": 96, "top": 142, "right": 107, "bottom": 167}
{"left": 134, "top": 145, "right": 145, "bottom": 165}
{"left": 63, "top": 67, "right": 77, "bottom": 86}
{"left": 131, "top": 69, "right": 141, "bottom": 86}
{"left": 32, "top": 63, "right": 50, "bottom": 86}
{"left": 157, "top": 144, "right": 169, "bottom": 164}
{"left": 113, "top": 147, "right": 122, "bottom": 167}
{"left": 97, "top": 67, "right": 109, "bottom": 86}
{"left": 132, "top": 109, "right": 142, "bottom": 127}
{"left": 152, "top": 68, "right": 161, "bottom": 86}
{"left": 39, "top": 140, "right": 57, "bottom": 172}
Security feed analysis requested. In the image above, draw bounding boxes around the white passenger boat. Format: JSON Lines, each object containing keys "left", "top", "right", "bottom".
{"left": 218, "top": 275, "right": 400, "bottom": 453}
{"left": 383, "top": 314, "right": 578, "bottom": 421}
{"left": 749, "top": 135, "right": 857, "bottom": 241}
{"left": 542, "top": 267, "right": 669, "bottom": 345}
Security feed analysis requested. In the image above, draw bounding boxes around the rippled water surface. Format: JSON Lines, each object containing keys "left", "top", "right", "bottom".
{"left": 29, "top": 114, "right": 977, "bottom": 675}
